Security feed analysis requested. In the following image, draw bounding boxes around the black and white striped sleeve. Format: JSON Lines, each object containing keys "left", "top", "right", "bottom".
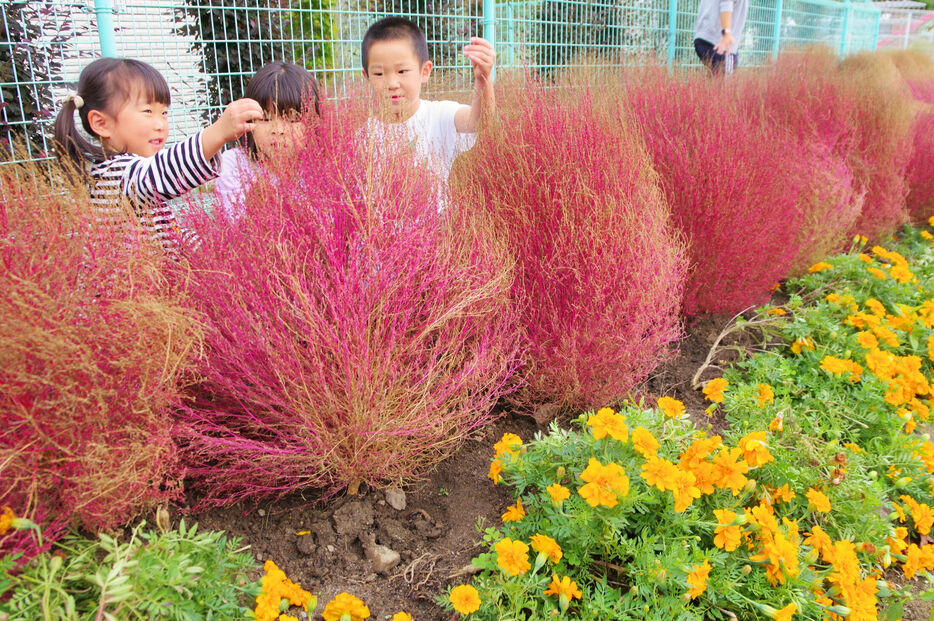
{"left": 120, "top": 130, "right": 220, "bottom": 201}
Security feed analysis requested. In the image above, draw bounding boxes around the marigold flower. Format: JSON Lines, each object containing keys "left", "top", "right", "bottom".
{"left": 808, "top": 261, "right": 833, "bottom": 273}
{"left": 641, "top": 457, "right": 679, "bottom": 491}
{"left": 768, "top": 413, "right": 784, "bottom": 432}
{"left": 858, "top": 253, "right": 873, "bottom": 263}
{"left": 790, "top": 337, "right": 815, "bottom": 355}
{"left": 755, "top": 384, "right": 774, "bottom": 407}
{"left": 886, "top": 527, "right": 908, "bottom": 556}
{"left": 578, "top": 458, "right": 629, "bottom": 508}
{"left": 502, "top": 498, "right": 525, "bottom": 523}
{"left": 658, "top": 396, "right": 685, "bottom": 419}
{"left": 671, "top": 468, "right": 701, "bottom": 512}
{"left": 711, "top": 447, "right": 749, "bottom": 495}
{"left": 322, "top": 593, "right": 370, "bottom": 621}
{"left": 820, "top": 356, "right": 862, "bottom": 382}
{"left": 493, "top": 433, "right": 522, "bottom": 457}
{"left": 906, "top": 499, "right": 933, "bottom": 535}
{"left": 750, "top": 530, "right": 800, "bottom": 585}
{"left": 449, "top": 584, "right": 481, "bottom": 615}
{"left": 804, "top": 525, "right": 833, "bottom": 560}
{"left": 546, "top": 482, "right": 570, "bottom": 506}
{"left": 391, "top": 614, "right": 412, "bottom": 621}
{"left": 865, "top": 298, "right": 886, "bottom": 316}
{"left": 255, "top": 560, "right": 316, "bottom": 621}
{"left": 806, "top": 488, "right": 831, "bottom": 513}
{"left": 495, "top": 537, "right": 531, "bottom": 576}
{"left": 891, "top": 264, "right": 914, "bottom": 283}
{"left": 737, "top": 431, "right": 773, "bottom": 468}
{"left": 713, "top": 509, "right": 742, "bottom": 551}
{"left": 766, "top": 308, "right": 786, "bottom": 315}
{"left": 702, "top": 378, "right": 729, "bottom": 403}
{"left": 902, "top": 543, "right": 934, "bottom": 579}
{"left": 587, "top": 407, "right": 629, "bottom": 442}
{"left": 766, "top": 603, "right": 797, "bottom": 621}
{"left": 0, "top": 507, "right": 15, "bottom": 535}
{"left": 770, "top": 484, "right": 795, "bottom": 503}
{"left": 679, "top": 435, "right": 722, "bottom": 468}
{"left": 867, "top": 267, "right": 888, "bottom": 280}
{"left": 544, "top": 575, "right": 582, "bottom": 610}
{"left": 923, "top": 230, "right": 934, "bottom": 240}
{"left": 685, "top": 559, "right": 711, "bottom": 599}
{"left": 488, "top": 460, "right": 502, "bottom": 484}
{"left": 631, "top": 427, "right": 659, "bottom": 458}
{"left": 530, "top": 533, "right": 563, "bottom": 564}
{"left": 855, "top": 331, "right": 878, "bottom": 350}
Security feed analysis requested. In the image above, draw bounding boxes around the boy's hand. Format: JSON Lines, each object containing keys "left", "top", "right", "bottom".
{"left": 464, "top": 37, "right": 495, "bottom": 84}
{"left": 219, "top": 98, "right": 264, "bottom": 141}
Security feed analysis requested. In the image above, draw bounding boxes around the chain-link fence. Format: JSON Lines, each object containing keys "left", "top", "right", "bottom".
{"left": 0, "top": 0, "right": 900, "bottom": 165}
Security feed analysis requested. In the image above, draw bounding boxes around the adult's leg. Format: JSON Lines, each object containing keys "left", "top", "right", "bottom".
{"left": 694, "top": 38, "right": 725, "bottom": 75}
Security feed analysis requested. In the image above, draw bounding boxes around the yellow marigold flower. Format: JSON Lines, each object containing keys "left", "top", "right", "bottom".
{"left": 907, "top": 500, "right": 933, "bottom": 535}
{"left": 493, "top": 433, "right": 522, "bottom": 457}
{"left": 711, "top": 447, "right": 749, "bottom": 495}
{"left": 0, "top": 507, "right": 15, "bottom": 535}
{"left": 770, "top": 484, "right": 795, "bottom": 503}
{"left": 502, "top": 498, "right": 525, "bottom": 523}
{"left": 806, "top": 488, "right": 831, "bottom": 513}
{"left": 544, "top": 575, "right": 582, "bottom": 610}
{"left": 756, "top": 384, "right": 774, "bottom": 407}
{"left": 819, "top": 356, "right": 862, "bottom": 382}
{"left": 322, "top": 593, "right": 370, "bottom": 621}
{"left": 391, "top": 614, "right": 412, "bottom": 621}
{"left": 658, "top": 396, "right": 685, "bottom": 419}
{"left": 679, "top": 435, "right": 722, "bottom": 468}
{"left": 856, "top": 331, "right": 878, "bottom": 349}
{"left": 751, "top": 530, "right": 800, "bottom": 586}
{"left": 858, "top": 253, "right": 873, "bottom": 264}
{"left": 641, "top": 457, "right": 679, "bottom": 491}
{"left": 587, "top": 407, "right": 629, "bottom": 442}
{"left": 922, "top": 231, "right": 933, "bottom": 240}
{"left": 671, "top": 468, "right": 701, "bottom": 512}
{"left": 804, "top": 525, "right": 833, "bottom": 560}
{"left": 906, "top": 415, "right": 917, "bottom": 434}
{"left": 825, "top": 292, "right": 841, "bottom": 303}
{"left": 843, "top": 442, "right": 863, "bottom": 453}
{"left": 856, "top": 234, "right": 869, "bottom": 245}
{"left": 766, "top": 308, "right": 786, "bottom": 315}
{"left": 867, "top": 266, "right": 888, "bottom": 280}
{"left": 790, "top": 337, "right": 815, "bottom": 355}
{"left": 928, "top": 216, "right": 934, "bottom": 227}
{"left": 768, "top": 413, "right": 784, "bottom": 432}
{"left": 887, "top": 527, "right": 908, "bottom": 556}
{"left": 546, "top": 482, "right": 570, "bottom": 506}
{"left": 713, "top": 509, "right": 742, "bottom": 552}
{"left": 631, "top": 427, "right": 659, "bottom": 458}
{"left": 767, "top": 603, "right": 797, "bottom": 621}
{"left": 488, "top": 460, "right": 502, "bottom": 485}
{"left": 808, "top": 261, "right": 833, "bottom": 273}
{"left": 865, "top": 298, "right": 886, "bottom": 316}
{"left": 686, "top": 559, "right": 711, "bottom": 600}
{"left": 737, "top": 431, "right": 773, "bottom": 468}
{"left": 702, "top": 377, "right": 729, "bottom": 403}
{"left": 449, "top": 584, "right": 481, "bottom": 615}
{"left": 579, "top": 458, "right": 629, "bottom": 508}
{"left": 495, "top": 538, "right": 531, "bottom": 577}
{"left": 530, "top": 533, "right": 563, "bottom": 564}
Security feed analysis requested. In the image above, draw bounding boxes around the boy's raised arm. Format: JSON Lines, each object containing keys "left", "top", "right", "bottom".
{"left": 455, "top": 36, "right": 496, "bottom": 133}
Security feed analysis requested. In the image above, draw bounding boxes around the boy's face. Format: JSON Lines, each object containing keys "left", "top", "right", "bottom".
{"left": 364, "top": 38, "right": 432, "bottom": 122}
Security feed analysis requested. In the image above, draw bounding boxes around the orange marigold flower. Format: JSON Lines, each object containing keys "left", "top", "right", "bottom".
{"left": 686, "top": 559, "right": 711, "bottom": 599}
{"left": 702, "top": 378, "right": 729, "bottom": 403}
{"left": 488, "top": 460, "right": 503, "bottom": 484}
{"left": 578, "top": 458, "right": 629, "bottom": 508}
{"left": 502, "top": 498, "right": 525, "bottom": 523}
{"left": 670, "top": 468, "right": 701, "bottom": 512}
{"left": 806, "top": 488, "right": 831, "bottom": 513}
{"left": 530, "top": 533, "right": 563, "bottom": 564}
{"left": 826, "top": 292, "right": 841, "bottom": 303}
{"left": 631, "top": 427, "right": 659, "bottom": 458}
{"left": 641, "top": 457, "right": 679, "bottom": 491}
{"left": 808, "top": 261, "right": 833, "bottom": 273}
{"left": 391, "top": 613, "right": 412, "bottom": 621}
{"left": 856, "top": 331, "right": 878, "bottom": 349}
{"left": 449, "top": 584, "right": 481, "bottom": 615}
{"left": 867, "top": 267, "right": 888, "bottom": 280}
{"left": 768, "top": 603, "right": 797, "bottom": 621}
{"left": 924, "top": 230, "right": 934, "bottom": 240}
{"left": 804, "top": 525, "right": 833, "bottom": 560}
{"left": 770, "top": 484, "right": 795, "bottom": 503}
{"left": 712, "top": 447, "right": 749, "bottom": 495}
{"left": 767, "top": 308, "right": 786, "bottom": 316}
{"left": 713, "top": 509, "right": 742, "bottom": 552}
{"left": 819, "top": 356, "right": 863, "bottom": 382}
{"left": 768, "top": 413, "right": 784, "bottom": 432}
{"left": 737, "top": 431, "right": 773, "bottom": 468}
{"left": 658, "top": 396, "right": 685, "bottom": 419}
{"left": 790, "top": 337, "right": 816, "bottom": 355}
{"left": 495, "top": 538, "right": 531, "bottom": 577}
{"left": 322, "top": 593, "right": 370, "bottom": 621}
{"left": 544, "top": 574, "right": 582, "bottom": 610}
{"left": 0, "top": 507, "right": 14, "bottom": 535}
{"left": 493, "top": 433, "right": 522, "bottom": 457}
{"left": 546, "top": 483, "right": 570, "bottom": 506}
{"left": 865, "top": 298, "right": 886, "bottom": 316}
{"left": 587, "top": 407, "right": 629, "bottom": 442}
{"left": 756, "top": 384, "right": 774, "bottom": 407}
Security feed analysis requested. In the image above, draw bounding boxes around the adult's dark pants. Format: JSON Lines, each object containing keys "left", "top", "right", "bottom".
{"left": 694, "top": 38, "right": 738, "bottom": 75}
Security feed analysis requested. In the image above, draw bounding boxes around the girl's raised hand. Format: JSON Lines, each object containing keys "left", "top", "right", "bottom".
{"left": 202, "top": 98, "right": 264, "bottom": 161}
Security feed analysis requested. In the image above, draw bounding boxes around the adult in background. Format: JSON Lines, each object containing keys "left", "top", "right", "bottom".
{"left": 694, "top": 0, "right": 748, "bottom": 75}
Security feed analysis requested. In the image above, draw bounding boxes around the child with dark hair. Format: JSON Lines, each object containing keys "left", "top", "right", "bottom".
{"left": 53, "top": 57, "right": 263, "bottom": 257}
{"left": 361, "top": 16, "right": 495, "bottom": 187}
{"left": 214, "top": 61, "right": 320, "bottom": 217}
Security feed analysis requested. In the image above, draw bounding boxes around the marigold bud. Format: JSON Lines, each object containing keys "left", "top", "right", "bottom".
{"left": 742, "top": 564, "right": 752, "bottom": 575}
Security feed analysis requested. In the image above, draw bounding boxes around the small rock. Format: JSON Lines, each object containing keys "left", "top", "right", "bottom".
{"left": 377, "top": 500, "right": 386, "bottom": 506}
{"left": 258, "top": 509, "right": 266, "bottom": 517}
{"left": 295, "top": 534, "right": 316, "bottom": 556}
{"left": 365, "top": 572, "right": 378, "bottom": 582}
{"left": 326, "top": 544, "right": 336, "bottom": 553}
{"left": 384, "top": 487, "right": 406, "bottom": 511}
{"left": 359, "top": 532, "right": 401, "bottom": 574}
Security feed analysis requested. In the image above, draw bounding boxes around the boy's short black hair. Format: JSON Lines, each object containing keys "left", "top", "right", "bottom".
{"left": 361, "top": 16, "right": 430, "bottom": 74}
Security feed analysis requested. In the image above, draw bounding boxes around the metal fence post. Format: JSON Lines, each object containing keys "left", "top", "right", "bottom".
{"left": 667, "top": 0, "right": 677, "bottom": 68}
{"left": 903, "top": 12, "right": 913, "bottom": 49}
{"left": 483, "top": 0, "right": 496, "bottom": 79}
{"left": 771, "top": 0, "right": 783, "bottom": 59}
{"left": 839, "top": 0, "right": 853, "bottom": 56}
{"left": 93, "top": 0, "right": 117, "bottom": 57}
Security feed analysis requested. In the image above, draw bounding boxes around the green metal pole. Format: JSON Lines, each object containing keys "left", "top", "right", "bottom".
{"left": 839, "top": 0, "right": 853, "bottom": 57}
{"left": 93, "top": 0, "right": 117, "bottom": 57}
{"left": 871, "top": 8, "right": 880, "bottom": 50}
{"left": 483, "top": 0, "right": 496, "bottom": 80}
{"left": 771, "top": 0, "right": 783, "bottom": 60}
{"left": 667, "top": 0, "right": 677, "bottom": 67}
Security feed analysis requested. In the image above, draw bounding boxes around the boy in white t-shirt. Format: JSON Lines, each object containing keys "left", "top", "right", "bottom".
{"left": 361, "top": 16, "right": 495, "bottom": 185}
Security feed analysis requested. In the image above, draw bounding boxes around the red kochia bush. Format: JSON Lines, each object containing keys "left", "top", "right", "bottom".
{"left": 0, "top": 167, "right": 200, "bottom": 550}
{"left": 621, "top": 65, "right": 831, "bottom": 315}
{"left": 452, "top": 75, "right": 686, "bottom": 414}
{"left": 177, "top": 104, "right": 521, "bottom": 507}
{"left": 889, "top": 50, "right": 934, "bottom": 223}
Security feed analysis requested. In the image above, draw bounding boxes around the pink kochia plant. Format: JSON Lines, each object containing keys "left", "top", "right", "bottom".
{"left": 177, "top": 104, "right": 521, "bottom": 507}
{"left": 622, "top": 65, "right": 827, "bottom": 315}
{"left": 0, "top": 168, "right": 199, "bottom": 552}
{"left": 906, "top": 78, "right": 934, "bottom": 223}
{"left": 452, "top": 76, "right": 686, "bottom": 414}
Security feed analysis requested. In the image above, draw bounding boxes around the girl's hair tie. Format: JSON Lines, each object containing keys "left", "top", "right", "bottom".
{"left": 63, "top": 93, "right": 84, "bottom": 109}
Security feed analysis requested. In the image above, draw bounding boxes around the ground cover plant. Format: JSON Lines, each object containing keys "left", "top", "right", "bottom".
{"left": 0, "top": 167, "right": 202, "bottom": 558}
{"left": 453, "top": 75, "right": 687, "bottom": 414}
{"left": 450, "top": 228, "right": 934, "bottom": 619}
{"left": 176, "top": 103, "right": 523, "bottom": 507}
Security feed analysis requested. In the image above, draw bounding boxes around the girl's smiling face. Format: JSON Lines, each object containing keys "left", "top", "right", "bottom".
{"left": 251, "top": 110, "right": 307, "bottom": 157}
{"left": 101, "top": 88, "right": 169, "bottom": 157}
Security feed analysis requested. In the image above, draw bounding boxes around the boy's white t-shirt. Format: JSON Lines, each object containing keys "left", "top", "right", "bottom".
{"left": 366, "top": 99, "right": 476, "bottom": 184}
